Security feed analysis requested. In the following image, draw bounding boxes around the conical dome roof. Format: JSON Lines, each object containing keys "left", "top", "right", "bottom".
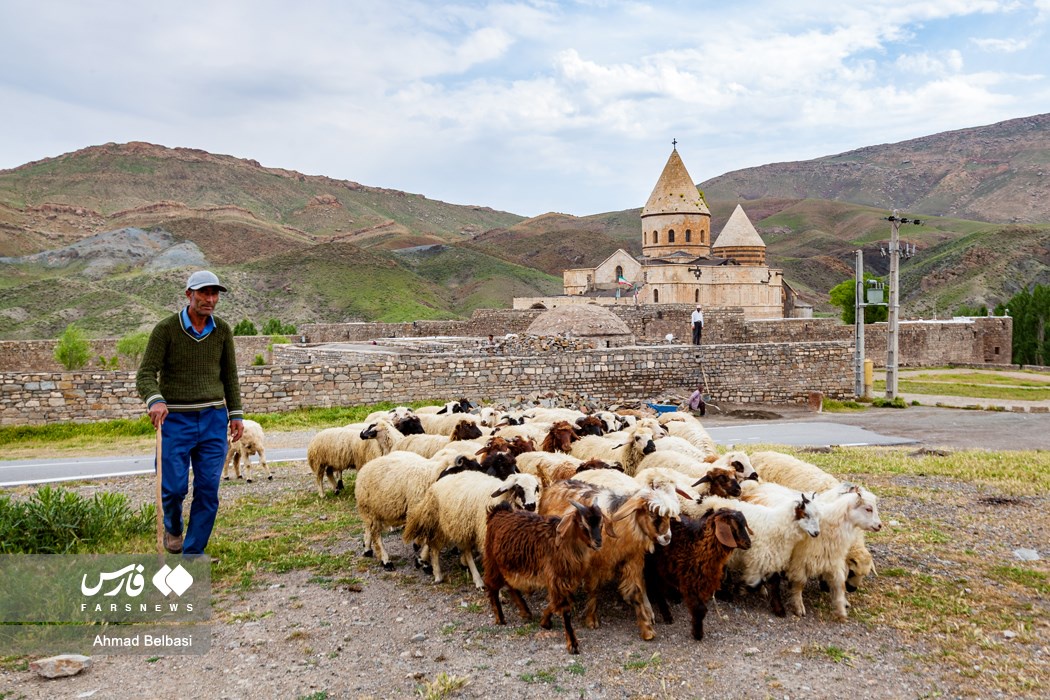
{"left": 713, "top": 205, "right": 765, "bottom": 248}
{"left": 642, "top": 149, "right": 710, "bottom": 216}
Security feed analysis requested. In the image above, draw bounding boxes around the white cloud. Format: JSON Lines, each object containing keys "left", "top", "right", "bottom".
{"left": 0, "top": 0, "right": 1046, "bottom": 216}
{"left": 971, "top": 36, "right": 1031, "bottom": 51}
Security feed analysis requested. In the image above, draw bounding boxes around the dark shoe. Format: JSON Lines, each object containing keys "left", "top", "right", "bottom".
{"left": 164, "top": 530, "right": 184, "bottom": 554}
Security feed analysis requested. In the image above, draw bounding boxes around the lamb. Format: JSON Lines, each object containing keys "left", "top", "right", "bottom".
{"left": 541, "top": 480, "right": 680, "bottom": 640}
{"left": 403, "top": 471, "right": 542, "bottom": 588}
{"left": 749, "top": 450, "right": 876, "bottom": 591}
{"left": 306, "top": 423, "right": 367, "bottom": 497}
{"left": 745, "top": 482, "right": 882, "bottom": 621}
{"left": 644, "top": 508, "right": 752, "bottom": 640}
{"left": 694, "top": 492, "right": 821, "bottom": 616}
{"left": 354, "top": 450, "right": 481, "bottom": 571}
{"left": 569, "top": 425, "right": 657, "bottom": 476}
{"left": 222, "top": 419, "right": 271, "bottom": 482}
{"left": 483, "top": 500, "right": 605, "bottom": 654}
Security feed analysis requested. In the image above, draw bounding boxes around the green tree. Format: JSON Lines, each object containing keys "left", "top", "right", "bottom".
{"left": 262, "top": 318, "right": 297, "bottom": 335}
{"left": 116, "top": 330, "right": 150, "bottom": 368}
{"left": 233, "top": 318, "right": 258, "bottom": 336}
{"left": 828, "top": 275, "right": 888, "bottom": 325}
{"left": 1000, "top": 284, "right": 1050, "bottom": 365}
{"left": 54, "top": 324, "right": 91, "bottom": 370}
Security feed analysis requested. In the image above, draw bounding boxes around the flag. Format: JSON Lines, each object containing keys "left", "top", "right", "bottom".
{"left": 617, "top": 275, "right": 632, "bottom": 287}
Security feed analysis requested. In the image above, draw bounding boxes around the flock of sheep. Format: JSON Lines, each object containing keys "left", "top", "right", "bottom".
{"left": 224, "top": 400, "right": 882, "bottom": 655}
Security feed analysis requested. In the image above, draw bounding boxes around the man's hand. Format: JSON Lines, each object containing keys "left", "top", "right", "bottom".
{"left": 148, "top": 402, "right": 168, "bottom": 430}
{"left": 229, "top": 420, "right": 244, "bottom": 443}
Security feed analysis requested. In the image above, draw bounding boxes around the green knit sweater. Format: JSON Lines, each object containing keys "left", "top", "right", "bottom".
{"left": 136, "top": 312, "right": 243, "bottom": 418}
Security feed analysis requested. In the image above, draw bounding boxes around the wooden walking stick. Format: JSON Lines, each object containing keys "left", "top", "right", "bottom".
{"left": 155, "top": 426, "right": 165, "bottom": 560}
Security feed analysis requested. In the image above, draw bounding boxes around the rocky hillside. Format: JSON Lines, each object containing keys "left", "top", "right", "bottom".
{"left": 701, "top": 113, "right": 1050, "bottom": 224}
{"left": 1, "top": 117, "right": 1048, "bottom": 340}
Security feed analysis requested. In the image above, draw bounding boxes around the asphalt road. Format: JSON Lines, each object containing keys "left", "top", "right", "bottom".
{"left": 0, "top": 419, "right": 918, "bottom": 487}
{"left": 4, "top": 404, "right": 1047, "bottom": 487}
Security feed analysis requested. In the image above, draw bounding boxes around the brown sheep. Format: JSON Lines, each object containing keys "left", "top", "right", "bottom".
{"left": 483, "top": 500, "right": 604, "bottom": 654}
{"left": 644, "top": 508, "right": 751, "bottom": 641}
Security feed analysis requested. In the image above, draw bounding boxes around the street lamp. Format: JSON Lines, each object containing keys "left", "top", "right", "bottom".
{"left": 884, "top": 210, "right": 922, "bottom": 400}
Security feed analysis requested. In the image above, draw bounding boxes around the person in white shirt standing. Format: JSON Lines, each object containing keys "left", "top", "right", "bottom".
{"left": 690, "top": 305, "right": 704, "bottom": 345}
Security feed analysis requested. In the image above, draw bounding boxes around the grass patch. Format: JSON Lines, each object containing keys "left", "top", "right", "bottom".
{"left": 799, "top": 446, "right": 1050, "bottom": 496}
{"left": 988, "top": 565, "right": 1050, "bottom": 595}
{"left": 875, "top": 379, "right": 1050, "bottom": 401}
{"left": 623, "top": 652, "right": 662, "bottom": 671}
{"left": 417, "top": 672, "right": 470, "bottom": 699}
{"left": 519, "top": 668, "right": 557, "bottom": 684}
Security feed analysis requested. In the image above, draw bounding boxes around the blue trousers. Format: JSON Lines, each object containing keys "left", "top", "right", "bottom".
{"left": 158, "top": 407, "right": 228, "bottom": 555}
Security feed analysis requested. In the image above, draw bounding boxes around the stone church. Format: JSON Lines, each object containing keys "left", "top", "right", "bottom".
{"left": 521, "top": 147, "right": 801, "bottom": 320}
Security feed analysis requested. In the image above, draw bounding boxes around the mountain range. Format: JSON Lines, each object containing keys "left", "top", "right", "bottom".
{"left": 1, "top": 113, "right": 1048, "bottom": 340}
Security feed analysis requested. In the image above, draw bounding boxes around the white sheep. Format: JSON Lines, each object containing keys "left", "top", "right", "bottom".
{"left": 514, "top": 452, "right": 583, "bottom": 487}
{"left": 694, "top": 491, "right": 821, "bottom": 617}
{"left": 363, "top": 405, "right": 415, "bottom": 424}
{"left": 749, "top": 450, "right": 876, "bottom": 591}
{"left": 523, "top": 407, "right": 586, "bottom": 424}
{"left": 569, "top": 425, "right": 657, "bottom": 476}
{"left": 664, "top": 419, "right": 720, "bottom": 459}
{"left": 745, "top": 482, "right": 882, "bottom": 621}
{"left": 354, "top": 450, "right": 480, "bottom": 571}
{"left": 418, "top": 412, "right": 483, "bottom": 436}
{"left": 403, "top": 472, "right": 542, "bottom": 588}
{"left": 653, "top": 435, "right": 712, "bottom": 462}
{"left": 572, "top": 466, "right": 641, "bottom": 496}
{"left": 222, "top": 419, "right": 271, "bottom": 482}
{"left": 306, "top": 424, "right": 362, "bottom": 497}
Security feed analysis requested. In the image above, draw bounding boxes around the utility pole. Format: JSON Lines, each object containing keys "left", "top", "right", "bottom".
{"left": 854, "top": 249, "right": 865, "bottom": 397}
{"left": 884, "top": 210, "right": 921, "bottom": 399}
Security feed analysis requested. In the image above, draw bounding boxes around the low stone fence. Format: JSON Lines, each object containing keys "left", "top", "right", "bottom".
{"left": 0, "top": 341, "right": 853, "bottom": 426}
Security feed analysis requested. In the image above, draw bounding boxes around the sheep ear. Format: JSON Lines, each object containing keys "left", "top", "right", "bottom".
{"left": 745, "top": 472, "right": 759, "bottom": 481}
{"left": 693, "top": 475, "right": 711, "bottom": 487}
{"left": 714, "top": 517, "right": 738, "bottom": 548}
{"left": 675, "top": 487, "right": 695, "bottom": 501}
{"left": 475, "top": 446, "right": 487, "bottom": 456}
{"left": 490, "top": 484, "right": 510, "bottom": 498}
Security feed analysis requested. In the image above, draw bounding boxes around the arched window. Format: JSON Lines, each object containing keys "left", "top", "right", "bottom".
{"left": 615, "top": 265, "right": 623, "bottom": 280}
{"left": 685, "top": 229, "right": 692, "bottom": 242}
{"left": 652, "top": 230, "right": 658, "bottom": 244}
{"left": 668, "top": 229, "right": 675, "bottom": 243}
{"left": 653, "top": 289, "right": 660, "bottom": 303}
{"left": 694, "top": 289, "right": 700, "bottom": 303}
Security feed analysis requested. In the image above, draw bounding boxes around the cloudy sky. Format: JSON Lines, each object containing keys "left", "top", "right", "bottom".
{"left": 1, "top": 0, "right": 1047, "bottom": 217}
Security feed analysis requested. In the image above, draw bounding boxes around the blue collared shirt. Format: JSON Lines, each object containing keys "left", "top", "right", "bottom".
{"left": 180, "top": 307, "right": 215, "bottom": 340}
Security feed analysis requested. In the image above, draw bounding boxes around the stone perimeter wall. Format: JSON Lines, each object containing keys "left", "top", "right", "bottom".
{"left": 0, "top": 342, "right": 851, "bottom": 426}
{"left": 0, "top": 307, "right": 1010, "bottom": 372}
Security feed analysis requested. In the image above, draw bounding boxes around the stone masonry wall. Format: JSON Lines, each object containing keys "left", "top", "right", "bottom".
{"left": 0, "top": 341, "right": 852, "bottom": 426}
{"left": 0, "top": 336, "right": 278, "bottom": 372}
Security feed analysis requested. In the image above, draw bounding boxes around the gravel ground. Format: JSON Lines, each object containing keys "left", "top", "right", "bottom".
{"left": 3, "top": 408, "right": 1048, "bottom": 699}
